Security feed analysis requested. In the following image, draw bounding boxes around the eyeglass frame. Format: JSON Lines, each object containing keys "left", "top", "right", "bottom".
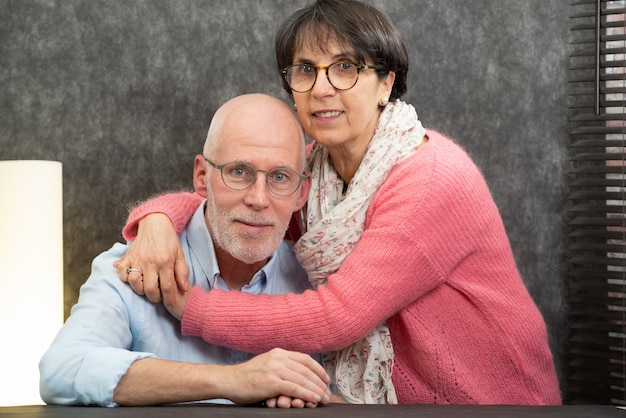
{"left": 204, "top": 158, "right": 307, "bottom": 196}
{"left": 280, "top": 61, "right": 384, "bottom": 93}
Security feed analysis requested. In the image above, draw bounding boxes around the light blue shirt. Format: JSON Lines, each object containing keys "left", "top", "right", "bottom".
{"left": 39, "top": 203, "right": 312, "bottom": 407}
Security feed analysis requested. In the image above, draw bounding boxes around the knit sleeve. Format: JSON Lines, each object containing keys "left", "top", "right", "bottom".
{"left": 122, "top": 192, "right": 204, "bottom": 241}
{"left": 179, "top": 138, "right": 464, "bottom": 353}
{"left": 181, "top": 220, "right": 441, "bottom": 354}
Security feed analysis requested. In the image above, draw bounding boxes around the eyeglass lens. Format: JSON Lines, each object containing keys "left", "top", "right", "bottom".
{"left": 219, "top": 162, "right": 302, "bottom": 196}
{"left": 286, "top": 62, "right": 361, "bottom": 92}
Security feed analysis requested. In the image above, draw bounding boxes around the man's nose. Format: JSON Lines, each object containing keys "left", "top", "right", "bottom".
{"left": 242, "top": 173, "right": 271, "bottom": 209}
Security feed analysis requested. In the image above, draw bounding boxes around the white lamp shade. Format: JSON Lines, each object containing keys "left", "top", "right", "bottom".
{"left": 0, "top": 160, "right": 63, "bottom": 406}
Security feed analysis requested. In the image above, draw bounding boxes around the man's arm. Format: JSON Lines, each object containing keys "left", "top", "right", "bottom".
{"left": 40, "top": 245, "right": 156, "bottom": 406}
{"left": 114, "top": 350, "right": 331, "bottom": 407}
{"left": 40, "top": 244, "right": 329, "bottom": 407}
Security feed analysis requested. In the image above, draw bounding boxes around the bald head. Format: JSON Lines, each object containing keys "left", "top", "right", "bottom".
{"left": 193, "top": 93, "right": 311, "bottom": 269}
{"left": 203, "top": 94, "right": 306, "bottom": 170}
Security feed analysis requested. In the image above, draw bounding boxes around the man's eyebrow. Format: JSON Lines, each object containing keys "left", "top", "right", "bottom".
{"left": 231, "top": 158, "right": 297, "bottom": 170}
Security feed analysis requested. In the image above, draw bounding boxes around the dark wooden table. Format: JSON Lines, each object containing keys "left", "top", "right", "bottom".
{"left": 0, "top": 404, "right": 624, "bottom": 418}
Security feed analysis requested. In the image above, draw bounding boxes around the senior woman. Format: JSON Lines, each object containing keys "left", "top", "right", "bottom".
{"left": 116, "top": 0, "right": 561, "bottom": 405}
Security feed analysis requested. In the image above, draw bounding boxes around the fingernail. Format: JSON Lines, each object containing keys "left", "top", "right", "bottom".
{"left": 322, "top": 390, "right": 331, "bottom": 404}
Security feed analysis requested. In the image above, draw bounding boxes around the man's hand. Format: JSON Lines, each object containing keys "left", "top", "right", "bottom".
{"left": 113, "top": 349, "right": 331, "bottom": 407}
{"left": 115, "top": 213, "right": 190, "bottom": 306}
{"left": 225, "top": 348, "right": 331, "bottom": 408}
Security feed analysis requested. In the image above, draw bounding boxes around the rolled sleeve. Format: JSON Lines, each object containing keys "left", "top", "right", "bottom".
{"left": 74, "top": 348, "right": 155, "bottom": 407}
{"left": 39, "top": 243, "right": 155, "bottom": 406}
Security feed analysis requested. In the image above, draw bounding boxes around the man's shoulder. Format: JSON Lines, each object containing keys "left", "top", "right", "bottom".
{"left": 85, "top": 242, "right": 136, "bottom": 292}
{"left": 91, "top": 242, "right": 129, "bottom": 272}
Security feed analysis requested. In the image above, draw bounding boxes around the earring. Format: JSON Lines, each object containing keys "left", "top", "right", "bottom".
{"left": 379, "top": 97, "right": 389, "bottom": 106}
{"left": 293, "top": 102, "right": 297, "bottom": 111}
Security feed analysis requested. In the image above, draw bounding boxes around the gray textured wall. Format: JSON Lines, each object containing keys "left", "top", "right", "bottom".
{"left": 0, "top": 0, "right": 570, "bottom": 396}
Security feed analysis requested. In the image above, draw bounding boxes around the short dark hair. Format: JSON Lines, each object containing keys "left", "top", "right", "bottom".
{"left": 275, "top": 0, "right": 408, "bottom": 101}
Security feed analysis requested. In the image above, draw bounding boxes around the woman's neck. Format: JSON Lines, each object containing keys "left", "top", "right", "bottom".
{"left": 326, "top": 131, "right": 376, "bottom": 184}
{"left": 325, "top": 110, "right": 381, "bottom": 184}
{"left": 328, "top": 148, "right": 363, "bottom": 184}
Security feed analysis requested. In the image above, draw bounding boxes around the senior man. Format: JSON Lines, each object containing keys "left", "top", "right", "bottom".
{"left": 39, "top": 94, "right": 330, "bottom": 408}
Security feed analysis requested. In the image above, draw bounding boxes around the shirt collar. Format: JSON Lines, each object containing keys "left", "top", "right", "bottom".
{"left": 183, "top": 201, "right": 282, "bottom": 294}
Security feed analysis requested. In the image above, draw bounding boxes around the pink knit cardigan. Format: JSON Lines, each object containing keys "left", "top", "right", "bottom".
{"left": 124, "top": 130, "right": 561, "bottom": 405}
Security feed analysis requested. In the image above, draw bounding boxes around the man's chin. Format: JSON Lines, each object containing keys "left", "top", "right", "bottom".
{"left": 230, "top": 238, "right": 281, "bottom": 265}
{"left": 231, "top": 252, "right": 273, "bottom": 265}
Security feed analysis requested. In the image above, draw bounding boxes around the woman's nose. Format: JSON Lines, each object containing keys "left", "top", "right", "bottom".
{"left": 310, "top": 68, "right": 335, "bottom": 97}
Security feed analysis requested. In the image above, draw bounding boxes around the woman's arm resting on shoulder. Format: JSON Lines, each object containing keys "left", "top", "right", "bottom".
{"left": 116, "top": 192, "right": 202, "bottom": 303}
{"left": 122, "top": 192, "right": 203, "bottom": 241}
{"left": 116, "top": 213, "right": 189, "bottom": 304}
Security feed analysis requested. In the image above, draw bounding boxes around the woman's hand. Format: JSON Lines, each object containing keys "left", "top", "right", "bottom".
{"left": 115, "top": 213, "right": 190, "bottom": 306}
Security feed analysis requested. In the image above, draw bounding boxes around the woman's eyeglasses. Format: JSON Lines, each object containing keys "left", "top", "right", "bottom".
{"left": 281, "top": 61, "right": 383, "bottom": 93}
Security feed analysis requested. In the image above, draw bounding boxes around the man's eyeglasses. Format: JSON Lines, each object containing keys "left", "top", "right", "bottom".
{"left": 205, "top": 158, "right": 306, "bottom": 196}
{"left": 281, "top": 61, "right": 383, "bottom": 93}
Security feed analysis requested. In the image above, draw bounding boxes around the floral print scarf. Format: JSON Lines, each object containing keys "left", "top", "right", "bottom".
{"left": 294, "top": 100, "right": 426, "bottom": 404}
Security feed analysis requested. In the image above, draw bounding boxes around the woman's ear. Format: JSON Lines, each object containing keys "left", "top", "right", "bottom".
{"left": 383, "top": 70, "right": 396, "bottom": 100}
{"left": 193, "top": 155, "right": 209, "bottom": 198}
